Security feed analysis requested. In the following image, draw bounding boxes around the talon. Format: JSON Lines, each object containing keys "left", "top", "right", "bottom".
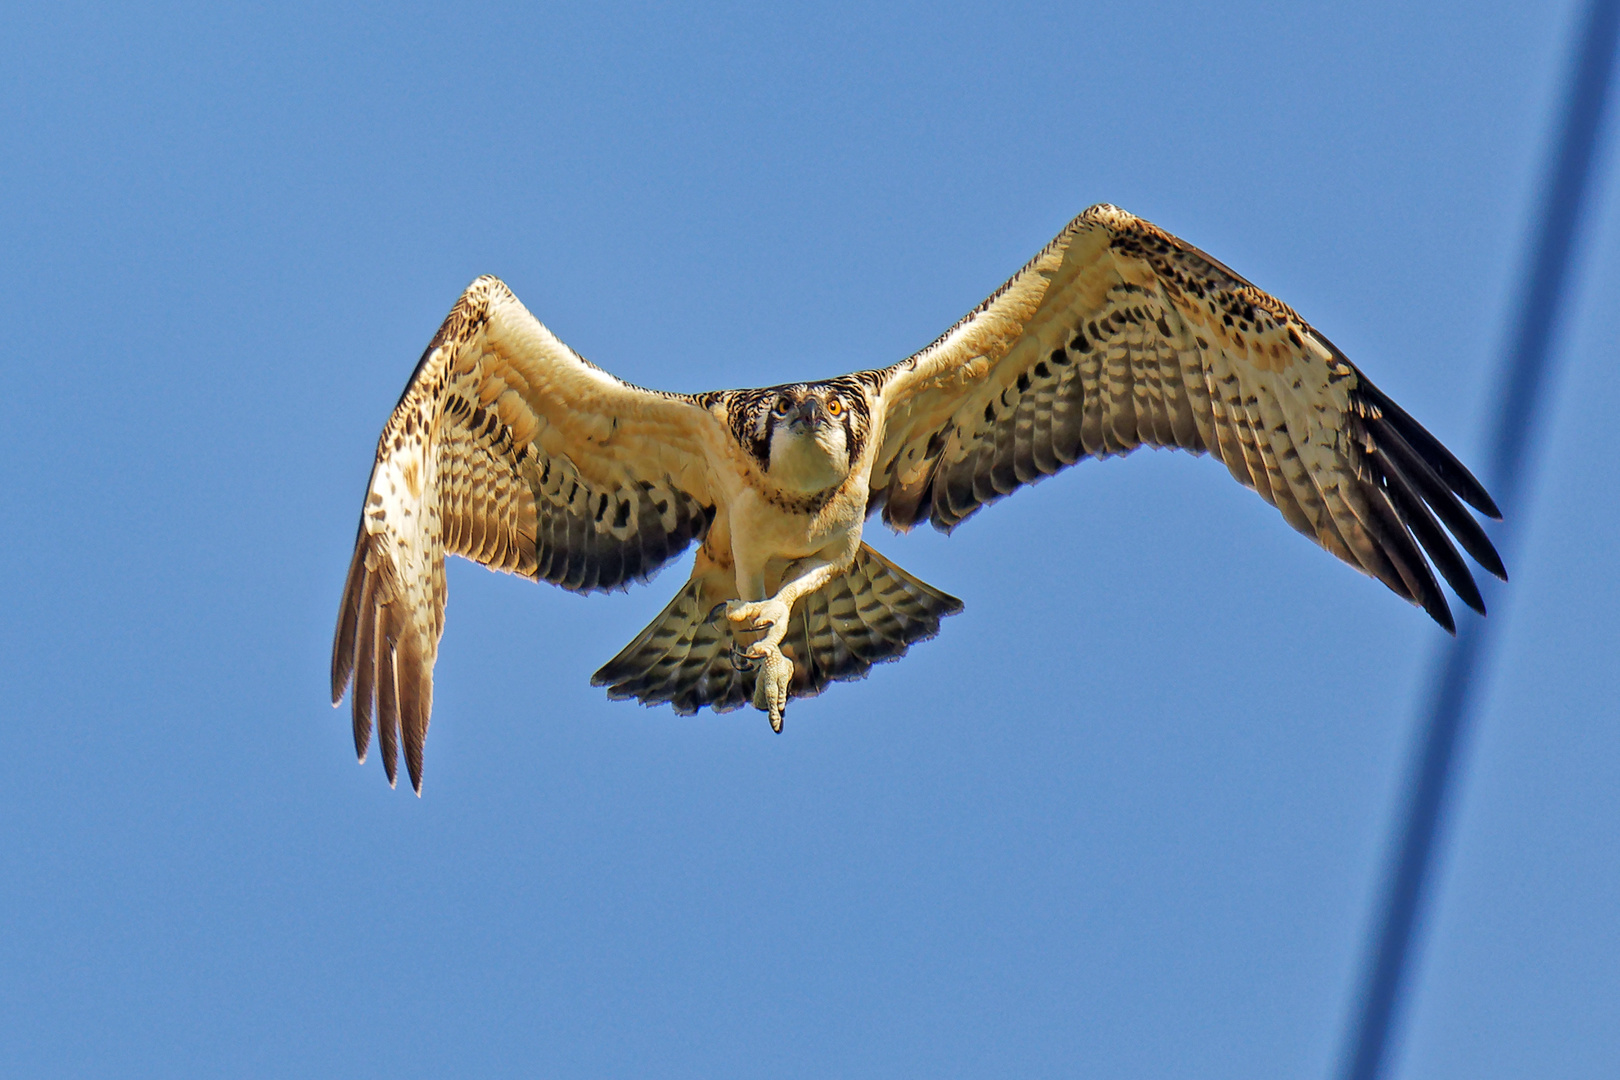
{"left": 728, "top": 644, "right": 758, "bottom": 672}
{"left": 749, "top": 645, "right": 794, "bottom": 734}
{"left": 708, "top": 601, "right": 730, "bottom": 623}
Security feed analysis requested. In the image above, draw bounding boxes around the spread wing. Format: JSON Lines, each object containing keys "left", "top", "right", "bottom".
{"left": 330, "top": 276, "right": 721, "bottom": 792}
{"left": 868, "top": 204, "right": 1505, "bottom": 630}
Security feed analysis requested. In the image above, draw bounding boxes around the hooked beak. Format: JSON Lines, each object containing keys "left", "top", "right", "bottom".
{"left": 788, "top": 399, "right": 821, "bottom": 432}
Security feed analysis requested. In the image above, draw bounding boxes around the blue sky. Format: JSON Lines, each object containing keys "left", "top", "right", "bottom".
{"left": 2, "top": 2, "right": 1616, "bottom": 1077}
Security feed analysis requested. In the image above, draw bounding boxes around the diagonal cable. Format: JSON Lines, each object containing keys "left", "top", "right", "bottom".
{"left": 1338, "top": 3, "right": 1620, "bottom": 1079}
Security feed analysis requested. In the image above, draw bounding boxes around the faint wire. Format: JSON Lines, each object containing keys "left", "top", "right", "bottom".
{"left": 1338, "top": 3, "right": 1620, "bottom": 1079}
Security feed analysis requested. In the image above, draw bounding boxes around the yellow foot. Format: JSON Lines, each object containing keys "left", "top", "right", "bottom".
{"left": 749, "top": 644, "right": 794, "bottom": 732}
{"left": 709, "top": 596, "right": 794, "bottom": 730}
{"left": 721, "top": 597, "right": 791, "bottom": 640}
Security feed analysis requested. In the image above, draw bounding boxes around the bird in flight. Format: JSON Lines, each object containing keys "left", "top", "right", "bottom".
{"left": 331, "top": 204, "right": 1505, "bottom": 793}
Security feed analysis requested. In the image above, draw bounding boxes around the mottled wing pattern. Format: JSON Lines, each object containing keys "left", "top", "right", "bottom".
{"left": 592, "top": 544, "right": 962, "bottom": 714}
{"left": 331, "top": 276, "right": 720, "bottom": 791}
{"left": 868, "top": 204, "right": 1505, "bottom": 630}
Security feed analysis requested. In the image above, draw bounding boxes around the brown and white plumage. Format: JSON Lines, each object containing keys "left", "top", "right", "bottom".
{"left": 867, "top": 203, "right": 1504, "bottom": 624}
{"left": 331, "top": 278, "right": 722, "bottom": 789}
{"left": 332, "top": 204, "right": 1504, "bottom": 793}
{"left": 590, "top": 542, "right": 964, "bottom": 715}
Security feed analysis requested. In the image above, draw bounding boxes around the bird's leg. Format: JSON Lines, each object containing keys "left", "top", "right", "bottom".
{"left": 723, "top": 551, "right": 851, "bottom": 732}
{"left": 750, "top": 648, "right": 796, "bottom": 732}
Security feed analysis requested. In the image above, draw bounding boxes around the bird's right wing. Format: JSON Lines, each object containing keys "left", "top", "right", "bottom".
{"left": 865, "top": 205, "right": 1505, "bottom": 630}
{"left": 331, "top": 276, "right": 722, "bottom": 791}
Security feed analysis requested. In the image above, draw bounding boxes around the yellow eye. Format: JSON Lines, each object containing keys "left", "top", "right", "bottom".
{"left": 773, "top": 397, "right": 792, "bottom": 416}
{"left": 826, "top": 398, "right": 843, "bottom": 417}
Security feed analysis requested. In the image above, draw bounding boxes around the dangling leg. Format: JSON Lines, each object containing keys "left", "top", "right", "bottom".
{"left": 712, "top": 537, "right": 858, "bottom": 732}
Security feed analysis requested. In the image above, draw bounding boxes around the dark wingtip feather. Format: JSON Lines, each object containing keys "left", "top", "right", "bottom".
{"left": 376, "top": 636, "right": 400, "bottom": 789}
{"left": 397, "top": 634, "right": 429, "bottom": 797}
{"left": 1407, "top": 554, "right": 1457, "bottom": 633}
{"left": 331, "top": 534, "right": 368, "bottom": 704}
{"left": 1362, "top": 478, "right": 1455, "bottom": 634}
{"left": 350, "top": 572, "right": 379, "bottom": 765}
{"left": 1371, "top": 416, "right": 1507, "bottom": 584}
{"left": 1342, "top": 373, "right": 1506, "bottom": 628}
{"left": 1374, "top": 443, "right": 1487, "bottom": 617}
{"left": 1420, "top": 577, "right": 1457, "bottom": 633}
{"left": 1357, "top": 378, "right": 1501, "bottom": 519}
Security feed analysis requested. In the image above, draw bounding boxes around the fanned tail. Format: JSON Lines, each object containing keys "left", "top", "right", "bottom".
{"left": 780, "top": 544, "right": 963, "bottom": 700}
{"left": 591, "top": 543, "right": 963, "bottom": 716}
{"left": 590, "top": 562, "right": 753, "bottom": 715}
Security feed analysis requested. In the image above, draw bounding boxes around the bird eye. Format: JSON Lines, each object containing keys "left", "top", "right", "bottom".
{"left": 826, "top": 398, "right": 843, "bottom": 416}
{"left": 773, "top": 397, "right": 792, "bottom": 416}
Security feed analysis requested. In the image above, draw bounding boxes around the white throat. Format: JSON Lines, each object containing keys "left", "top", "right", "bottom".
{"left": 768, "top": 425, "right": 848, "bottom": 493}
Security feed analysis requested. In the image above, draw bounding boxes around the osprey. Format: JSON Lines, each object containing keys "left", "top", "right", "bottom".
{"left": 331, "top": 204, "right": 1505, "bottom": 792}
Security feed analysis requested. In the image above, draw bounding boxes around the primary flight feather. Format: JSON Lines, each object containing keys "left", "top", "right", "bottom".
{"left": 332, "top": 204, "right": 1505, "bottom": 793}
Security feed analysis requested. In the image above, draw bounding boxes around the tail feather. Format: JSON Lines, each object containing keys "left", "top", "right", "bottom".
{"left": 591, "top": 564, "right": 753, "bottom": 714}
{"left": 592, "top": 544, "right": 962, "bottom": 716}
{"left": 788, "top": 545, "right": 960, "bottom": 695}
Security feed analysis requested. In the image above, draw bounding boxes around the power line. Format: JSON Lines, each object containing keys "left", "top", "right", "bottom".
{"left": 1338, "top": 3, "right": 1620, "bottom": 1079}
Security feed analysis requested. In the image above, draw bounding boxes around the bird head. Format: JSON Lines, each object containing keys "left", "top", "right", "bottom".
{"left": 757, "top": 385, "right": 854, "bottom": 492}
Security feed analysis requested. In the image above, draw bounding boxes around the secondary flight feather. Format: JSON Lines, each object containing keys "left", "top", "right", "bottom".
{"left": 331, "top": 204, "right": 1505, "bottom": 793}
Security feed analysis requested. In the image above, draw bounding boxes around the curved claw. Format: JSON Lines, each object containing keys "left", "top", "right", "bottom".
{"left": 707, "top": 601, "right": 730, "bottom": 623}
{"left": 728, "top": 644, "right": 758, "bottom": 672}
{"left": 749, "top": 646, "right": 794, "bottom": 733}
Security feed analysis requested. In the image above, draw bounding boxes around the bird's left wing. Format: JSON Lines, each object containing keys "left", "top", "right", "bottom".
{"left": 331, "top": 276, "right": 721, "bottom": 791}
{"left": 866, "top": 204, "right": 1504, "bottom": 630}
